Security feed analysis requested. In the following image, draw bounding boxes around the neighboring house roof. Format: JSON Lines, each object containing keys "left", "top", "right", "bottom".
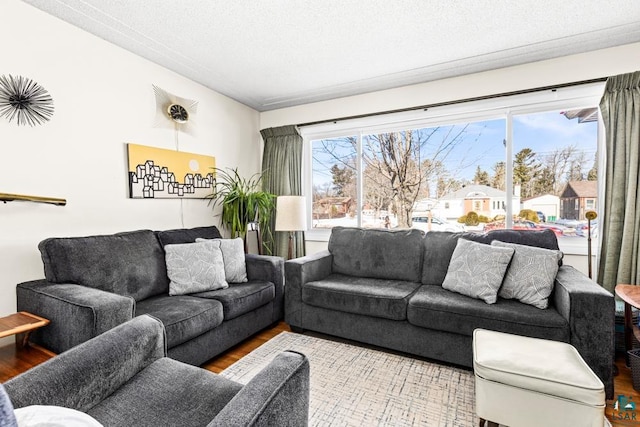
{"left": 561, "top": 181, "right": 597, "bottom": 198}
{"left": 562, "top": 108, "right": 598, "bottom": 123}
{"left": 440, "top": 184, "right": 506, "bottom": 200}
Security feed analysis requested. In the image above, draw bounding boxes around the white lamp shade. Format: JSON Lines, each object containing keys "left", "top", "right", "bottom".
{"left": 275, "top": 196, "right": 306, "bottom": 231}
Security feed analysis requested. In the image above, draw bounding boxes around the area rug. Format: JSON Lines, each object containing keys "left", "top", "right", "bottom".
{"left": 220, "top": 332, "right": 477, "bottom": 426}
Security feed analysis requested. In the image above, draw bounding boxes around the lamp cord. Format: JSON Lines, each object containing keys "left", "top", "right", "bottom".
{"left": 175, "top": 126, "right": 185, "bottom": 228}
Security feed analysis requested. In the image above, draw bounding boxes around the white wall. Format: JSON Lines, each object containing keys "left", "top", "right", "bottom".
{"left": 0, "top": 1, "right": 260, "bottom": 331}
{"left": 261, "top": 42, "right": 640, "bottom": 128}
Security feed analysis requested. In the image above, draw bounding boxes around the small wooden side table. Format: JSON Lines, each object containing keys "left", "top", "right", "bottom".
{"left": 0, "top": 312, "right": 49, "bottom": 348}
{"left": 615, "top": 284, "right": 640, "bottom": 366}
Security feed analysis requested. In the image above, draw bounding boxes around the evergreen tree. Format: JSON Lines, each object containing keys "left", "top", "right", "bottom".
{"left": 473, "top": 166, "right": 491, "bottom": 185}
{"left": 330, "top": 164, "right": 355, "bottom": 197}
{"left": 513, "top": 148, "right": 541, "bottom": 198}
{"left": 491, "top": 161, "right": 506, "bottom": 191}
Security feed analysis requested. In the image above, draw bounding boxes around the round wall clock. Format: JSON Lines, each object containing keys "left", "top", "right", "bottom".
{"left": 152, "top": 85, "right": 198, "bottom": 135}
{"left": 167, "top": 103, "right": 189, "bottom": 123}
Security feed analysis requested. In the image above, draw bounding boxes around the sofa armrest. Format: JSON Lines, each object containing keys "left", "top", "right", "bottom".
{"left": 553, "top": 265, "right": 615, "bottom": 398}
{"left": 245, "top": 254, "right": 285, "bottom": 322}
{"left": 284, "top": 250, "right": 333, "bottom": 328}
{"left": 16, "top": 280, "right": 135, "bottom": 354}
{"left": 5, "top": 315, "right": 166, "bottom": 412}
{"left": 208, "top": 350, "right": 309, "bottom": 427}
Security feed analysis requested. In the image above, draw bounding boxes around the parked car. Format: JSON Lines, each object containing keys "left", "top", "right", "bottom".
{"left": 576, "top": 221, "right": 598, "bottom": 238}
{"left": 536, "top": 211, "right": 546, "bottom": 222}
{"left": 484, "top": 219, "right": 574, "bottom": 237}
{"left": 411, "top": 216, "right": 464, "bottom": 232}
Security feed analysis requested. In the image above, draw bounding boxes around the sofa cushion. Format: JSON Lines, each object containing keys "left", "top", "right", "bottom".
{"left": 135, "top": 296, "right": 224, "bottom": 348}
{"left": 196, "top": 238, "right": 248, "bottom": 283}
{"left": 442, "top": 239, "right": 514, "bottom": 304}
{"left": 165, "top": 240, "right": 228, "bottom": 296}
{"left": 421, "top": 231, "right": 467, "bottom": 285}
{"left": 39, "top": 230, "right": 169, "bottom": 301}
{"left": 407, "top": 285, "right": 569, "bottom": 341}
{"left": 156, "top": 226, "right": 222, "bottom": 247}
{"left": 328, "top": 227, "right": 424, "bottom": 282}
{"left": 87, "top": 357, "right": 242, "bottom": 427}
{"left": 193, "top": 281, "right": 275, "bottom": 320}
{"left": 492, "top": 241, "right": 563, "bottom": 309}
{"left": 465, "top": 228, "right": 560, "bottom": 250}
{"left": 302, "top": 273, "right": 421, "bottom": 320}
{"left": 421, "top": 229, "right": 561, "bottom": 286}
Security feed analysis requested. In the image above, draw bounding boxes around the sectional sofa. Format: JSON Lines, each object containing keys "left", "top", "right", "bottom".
{"left": 16, "top": 226, "right": 284, "bottom": 366}
{"left": 285, "top": 226, "right": 615, "bottom": 398}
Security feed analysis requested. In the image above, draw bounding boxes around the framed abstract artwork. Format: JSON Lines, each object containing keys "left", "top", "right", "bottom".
{"left": 127, "top": 143, "right": 215, "bottom": 199}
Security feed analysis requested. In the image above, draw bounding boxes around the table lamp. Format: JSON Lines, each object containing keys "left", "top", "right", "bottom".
{"left": 275, "top": 195, "right": 306, "bottom": 259}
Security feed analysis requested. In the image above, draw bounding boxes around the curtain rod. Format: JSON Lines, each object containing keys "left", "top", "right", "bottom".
{"left": 296, "top": 77, "right": 608, "bottom": 128}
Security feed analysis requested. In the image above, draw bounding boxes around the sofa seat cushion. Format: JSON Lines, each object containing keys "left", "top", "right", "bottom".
{"left": 407, "top": 286, "right": 569, "bottom": 341}
{"left": 193, "top": 281, "right": 275, "bottom": 320}
{"left": 135, "top": 296, "right": 224, "bottom": 348}
{"left": 302, "top": 274, "right": 421, "bottom": 320}
{"left": 87, "top": 357, "right": 242, "bottom": 427}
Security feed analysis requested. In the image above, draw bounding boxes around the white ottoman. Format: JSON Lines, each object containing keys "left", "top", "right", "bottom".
{"left": 473, "top": 329, "right": 605, "bottom": 427}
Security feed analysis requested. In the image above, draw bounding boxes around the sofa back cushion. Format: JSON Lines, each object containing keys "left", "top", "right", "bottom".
{"left": 421, "top": 231, "right": 467, "bottom": 285}
{"left": 156, "top": 226, "right": 222, "bottom": 247}
{"left": 328, "top": 227, "right": 423, "bottom": 282}
{"left": 39, "top": 230, "right": 168, "bottom": 301}
{"left": 421, "top": 229, "right": 560, "bottom": 286}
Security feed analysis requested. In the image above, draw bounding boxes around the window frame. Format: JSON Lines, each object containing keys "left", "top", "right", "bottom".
{"left": 301, "top": 83, "right": 605, "bottom": 245}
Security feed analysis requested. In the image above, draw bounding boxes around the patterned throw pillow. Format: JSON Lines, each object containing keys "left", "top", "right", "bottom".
{"left": 196, "top": 238, "right": 248, "bottom": 283}
{"left": 442, "top": 238, "right": 514, "bottom": 304}
{"left": 217, "top": 238, "right": 248, "bottom": 283}
{"left": 492, "top": 240, "right": 563, "bottom": 309}
{"left": 0, "top": 383, "right": 17, "bottom": 427}
{"left": 165, "top": 240, "right": 228, "bottom": 296}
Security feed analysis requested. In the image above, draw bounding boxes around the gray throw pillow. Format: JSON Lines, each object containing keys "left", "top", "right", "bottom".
{"left": 196, "top": 238, "right": 248, "bottom": 283}
{"left": 0, "top": 383, "right": 17, "bottom": 427}
{"left": 492, "top": 240, "right": 563, "bottom": 309}
{"left": 165, "top": 240, "right": 228, "bottom": 296}
{"left": 442, "top": 238, "right": 514, "bottom": 304}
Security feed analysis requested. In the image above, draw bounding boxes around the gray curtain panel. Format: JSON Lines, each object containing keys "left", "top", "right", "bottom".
{"left": 260, "top": 125, "right": 306, "bottom": 258}
{"left": 598, "top": 71, "right": 640, "bottom": 292}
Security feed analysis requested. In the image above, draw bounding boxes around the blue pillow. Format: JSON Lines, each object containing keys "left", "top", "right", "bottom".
{"left": 0, "top": 383, "right": 17, "bottom": 427}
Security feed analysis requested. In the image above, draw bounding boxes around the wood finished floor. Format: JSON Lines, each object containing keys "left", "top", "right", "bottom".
{"left": 0, "top": 322, "right": 637, "bottom": 426}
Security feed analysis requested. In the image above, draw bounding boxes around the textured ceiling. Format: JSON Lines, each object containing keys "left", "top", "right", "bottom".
{"left": 22, "top": 0, "right": 640, "bottom": 111}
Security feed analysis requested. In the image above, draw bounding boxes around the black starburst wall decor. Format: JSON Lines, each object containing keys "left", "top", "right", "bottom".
{"left": 0, "top": 74, "right": 54, "bottom": 126}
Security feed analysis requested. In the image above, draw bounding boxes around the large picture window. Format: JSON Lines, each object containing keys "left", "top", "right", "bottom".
{"left": 303, "top": 83, "right": 604, "bottom": 252}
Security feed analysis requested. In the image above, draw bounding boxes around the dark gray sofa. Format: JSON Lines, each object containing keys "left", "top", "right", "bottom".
{"left": 285, "top": 226, "right": 615, "bottom": 398}
{"left": 16, "top": 226, "right": 285, "bottom": 366}
{"left": 3, "top": 315, "right": 310, "bottom": 427}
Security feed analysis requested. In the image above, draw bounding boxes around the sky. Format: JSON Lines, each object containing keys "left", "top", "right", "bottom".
{"left": 312, "top": 109, "right": 598, "bottom": 188}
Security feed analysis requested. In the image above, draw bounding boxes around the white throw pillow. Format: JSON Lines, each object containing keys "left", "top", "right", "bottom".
{"left": 165, "top": 240, "right": 228, "bottom": 296}
{"left": 442, "top": 238, "right": 514, "bottom": 304}
{"left": 14, "top": 405, "right": 103, "bottom": 427}
{"left": 196, "top": 238, "right": 248, "bottom": 283}
{"left": 492, "top": 240, "right": 563, "bottom": 309}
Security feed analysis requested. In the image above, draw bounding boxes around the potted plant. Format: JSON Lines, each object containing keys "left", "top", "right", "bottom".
{"left": 207, "top": 167, "right": 275, "bottom": 249}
